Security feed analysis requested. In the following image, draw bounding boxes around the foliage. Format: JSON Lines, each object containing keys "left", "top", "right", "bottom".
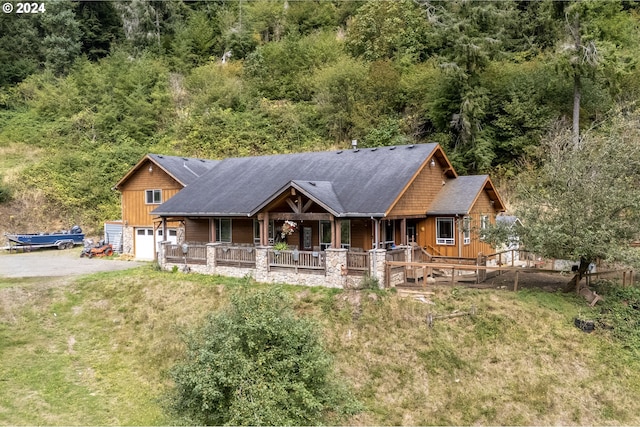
{"left": 0, "top": 175, "right": 11, "bottom": 203}
{"left": 273, "top": 241, "right": 289, "bottom": 251}
{"left": 166, "top": 287, "right": 360, "bottom": 425}
{"left": 41, "top": 1, "right": 82, "bottom": 76}
{"left": 591, "top": 281, "right": 640, "bottom": 354}
{"left": 3, "top": 0, "right": 640, "bottom": 232}
{"left": 345, "top": 0, "right": 432, "bottom": 63}
{"left": 512, "top": 107, "right": 640, "bottom": 273}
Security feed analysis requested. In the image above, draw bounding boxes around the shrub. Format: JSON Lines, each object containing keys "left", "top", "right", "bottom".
{"left": 0, "top": 178, "right": 12, "bottom": 203}
{"left": 166, "top": 287, "right": 361, "bottom": 425}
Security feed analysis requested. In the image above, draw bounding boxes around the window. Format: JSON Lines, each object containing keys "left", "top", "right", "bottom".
{"left": 436, "top": 217, "right": 455, "bottom": 245}
{"left": 145, "top": 189, "right": 162, "bottom": 204}
{"left": 463, "top": 216, "right": 471, "bottom": 245}
{"left": 480, "top": 215, "right": 489, "bottom": 241}
{"left": 341, "top": 220, "right": 350, "bottom": 249}
{"left": 481, "top": 215, "right": 489, "bottom": 230}
{"left": 216, "top": 218, "right": 232, "bottom": 243}
{"left": 253, "top": 219, "right": 274, "bottom": 244}
{"left": 319, "top": 220, "right": 351, "bottom": 250}
{"left": 320, "top": 221, "right": 331, "bottom": 250}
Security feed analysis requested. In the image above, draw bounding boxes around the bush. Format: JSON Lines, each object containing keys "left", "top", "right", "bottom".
{"left": 166, "top": 287, "right": 361, "bottom": 425}
{"left": 0, "top": 178, "right": 12, "bottom": 203}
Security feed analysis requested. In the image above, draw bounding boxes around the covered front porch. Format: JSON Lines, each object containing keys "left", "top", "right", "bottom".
{"left": 159, "top": 241, "right": 406, "bottom": 288}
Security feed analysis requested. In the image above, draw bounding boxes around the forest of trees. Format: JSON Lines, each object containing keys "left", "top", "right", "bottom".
{"left": 1, "top": 0, "right": 640, "bottom": 231}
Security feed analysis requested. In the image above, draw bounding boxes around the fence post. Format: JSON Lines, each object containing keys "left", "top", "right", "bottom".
{"left": 514, "top": 270, "right": 519, "bottom": 291}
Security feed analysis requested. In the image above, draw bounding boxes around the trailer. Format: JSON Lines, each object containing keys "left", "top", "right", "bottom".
{"left": 4, "top": 226, "right": 84, "bottom": 251}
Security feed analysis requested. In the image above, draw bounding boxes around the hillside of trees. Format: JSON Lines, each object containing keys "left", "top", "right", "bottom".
{"left": 1, "top": 0, "right": 640, "bottom": 234}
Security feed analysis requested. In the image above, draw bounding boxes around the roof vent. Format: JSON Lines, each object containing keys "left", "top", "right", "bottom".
{"left": 336, "top": 150, "right": 343, "bottom": 154}
{"left": 182, "top": 157, "right": 189, "bottom": 161}
{"left": 390, "top": 146, "right": 396, "bottom": 150}
{"left": 408, "top": 144, "right": 415, "bottom": 149}
{"left": 372, "top": 147, "right": 377, "bottom": 151}
{"left": 157, "top": 155, "right": 164, "bottom": 159}
{"left": 309, "top": 181, "right": 316, "bottom": 186}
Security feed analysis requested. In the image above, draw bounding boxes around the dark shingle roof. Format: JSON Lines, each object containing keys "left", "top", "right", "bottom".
{"left": 152, "top": 144, "right": 440, "bottom": 217}
{"left": 148, "top": 154, "right": 219, "bottom": 186}
{"left": 427, "top": 175, "right": 490, "bottom": 215}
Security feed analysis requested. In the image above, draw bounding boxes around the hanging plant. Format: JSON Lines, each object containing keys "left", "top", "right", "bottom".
{"left": 280, "top": 220, "right": 298, "bottom": 238}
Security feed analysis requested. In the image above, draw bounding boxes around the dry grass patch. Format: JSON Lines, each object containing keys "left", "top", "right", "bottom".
{"left": 2, "top": 271, "right": 640, "bottom": 425}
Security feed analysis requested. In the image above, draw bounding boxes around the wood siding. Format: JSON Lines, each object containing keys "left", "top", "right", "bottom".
{"left": 464, "top": 189, "right": 497, "bottom": 257}
{"left": 388, "top": 156, "right": 448, "bottom": 217}
{"left": 417, "top": 189, "right": 499, "bottom": 258}
{"left": 185, "top": 218, "right": 210, "bottom": 243}
{"left": 119, "top": 160, "right": 183, "bottom": 227}
{"left": 350, "top": 219, "right": 372, "bottom": 250}
{"left": 232, "top": 218, "right": 254, "bottom": 244}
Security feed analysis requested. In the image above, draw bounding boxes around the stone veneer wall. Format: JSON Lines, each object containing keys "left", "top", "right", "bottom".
{"left": 158, "top": 242, "right": 394, "bottom": 289}
{"left": 122, "top": 226, "right": 134, "bottom": 256}
{"left": 369, "top": 249, "right": 388, "bottom": 289}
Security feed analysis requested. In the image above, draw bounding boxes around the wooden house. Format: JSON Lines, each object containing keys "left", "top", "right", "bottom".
{"left": 151, "top": 143, "right": 505, "bottom": 258}
{"left": 114, "top": 154, "right": 218, "bottom": 260}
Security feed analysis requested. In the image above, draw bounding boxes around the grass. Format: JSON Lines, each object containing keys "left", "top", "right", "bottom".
{"left": 2, "top": 267, "right": 640, "bottom": 425}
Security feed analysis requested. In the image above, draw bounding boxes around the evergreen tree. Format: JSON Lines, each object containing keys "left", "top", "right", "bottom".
{"left": 76, "top": 1, "right": 124, "bottom": 61}
{"left": 40, "top": 0, "right": 82, "bottom": 75}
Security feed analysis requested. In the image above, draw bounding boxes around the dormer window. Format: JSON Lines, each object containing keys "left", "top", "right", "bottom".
{"left": 145, "top": 189, "right": 162, "bottom": 204}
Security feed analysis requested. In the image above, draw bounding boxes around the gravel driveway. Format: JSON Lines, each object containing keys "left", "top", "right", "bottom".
{"left": 0, "top": 249, "right": 145, "bottom": 278}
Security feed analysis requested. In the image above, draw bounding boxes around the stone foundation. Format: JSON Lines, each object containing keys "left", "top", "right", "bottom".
{"left": 157, "top": 242, "right": 409, "bottom": 289}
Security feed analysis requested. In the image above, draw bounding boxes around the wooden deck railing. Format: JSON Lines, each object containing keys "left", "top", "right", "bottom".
{"left": 347, "top": 251, "right": 369, "bottom": 274}
{"left": 165, "top": 243, "right": 208, "bottom": 265}
{"left": 268, "top": 249, "right": 325, "bottom": 270}
{"left": 385, "top": 248, "right": 406, "bottom": 262}
{"left": 216, "top": 245, "right": 256, "bottom": 267}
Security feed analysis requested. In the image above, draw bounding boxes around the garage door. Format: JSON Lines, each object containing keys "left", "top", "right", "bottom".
{"left": 157, "top": 228, "right": 178, "bottom": 245}
{"left": 134, "top": 228, "right": 155, "bottom": 260}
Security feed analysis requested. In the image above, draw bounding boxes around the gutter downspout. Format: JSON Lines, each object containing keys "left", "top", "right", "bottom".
{"left": 372, "top": 217, "right": 380, "bottom": 281}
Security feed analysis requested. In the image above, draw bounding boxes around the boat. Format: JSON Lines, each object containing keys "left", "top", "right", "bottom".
{"left": 5, "top": 225, "right": 85, "bottom": 250}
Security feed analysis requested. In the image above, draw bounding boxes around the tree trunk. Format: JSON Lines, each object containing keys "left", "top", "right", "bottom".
{"left": 571, "top": 11, "right": 581, "bottom": 147}
{"left": 564, "top": 256, "right": 590, "bottom": 293}
{"left": 573, "top": 71, "right": 581, "bottom": 146}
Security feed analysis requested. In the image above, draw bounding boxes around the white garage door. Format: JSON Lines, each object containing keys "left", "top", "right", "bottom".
{"left": 135, "top": 228, "right": 155, "bottom": 260}
{"left": 157, "top": 228, "right": 178, "bottom": 245}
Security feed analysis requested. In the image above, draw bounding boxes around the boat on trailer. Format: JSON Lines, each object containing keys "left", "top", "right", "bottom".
{"left": 5, "top": 225, "right": 84, "bottom": 250}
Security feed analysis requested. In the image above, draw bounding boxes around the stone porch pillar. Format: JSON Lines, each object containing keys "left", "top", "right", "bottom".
{"left": 325, "top": 248, "right": 348, "bottom": 288}
{"left": 369, "top": 249, "right": 387, "bottom": 289}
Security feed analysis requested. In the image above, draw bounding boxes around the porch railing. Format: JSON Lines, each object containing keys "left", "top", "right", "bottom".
{"left": 165, "top": 243, "right": 208, "bottom": 265}
{"left": 268, "top": 249, "right": 326, "bottom": 270}
{"left": 216, "top": 245, "right": 256, "bottom": 267}
{"left": 385, "top": 248, "right": 406, "bottom": 262}
{"left": 347, "top": 251, "right": 369, "bottom": 274}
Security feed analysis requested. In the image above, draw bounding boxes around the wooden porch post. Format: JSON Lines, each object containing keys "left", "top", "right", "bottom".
{"left": 162, "top": 218, "right": 167, "bottom": 243}
{"left": 262, "top": 212, "right": 269, "bottom": 246}
{"left": 400, "top": 218, "right": 407, "bottom": 245}
{"left": 335, "top": 218, "right": 341, "bottom": 249}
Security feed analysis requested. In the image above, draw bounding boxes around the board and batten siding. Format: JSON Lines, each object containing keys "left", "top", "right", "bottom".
{"left": 387, "top": 155, "right": 448, "bottom": 218}
{"left": 119, "top": 160, "right": 183, "bottom": 227}
{"left": 417, "top": 188, "right": 499, "bottom": 258}
{"left": 463, "top": 189, "right": 497, "bottom": 258}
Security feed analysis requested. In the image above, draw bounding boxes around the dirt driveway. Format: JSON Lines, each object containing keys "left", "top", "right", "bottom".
{"left": 0, "top": 249, "right": 145, "bottom": 278}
